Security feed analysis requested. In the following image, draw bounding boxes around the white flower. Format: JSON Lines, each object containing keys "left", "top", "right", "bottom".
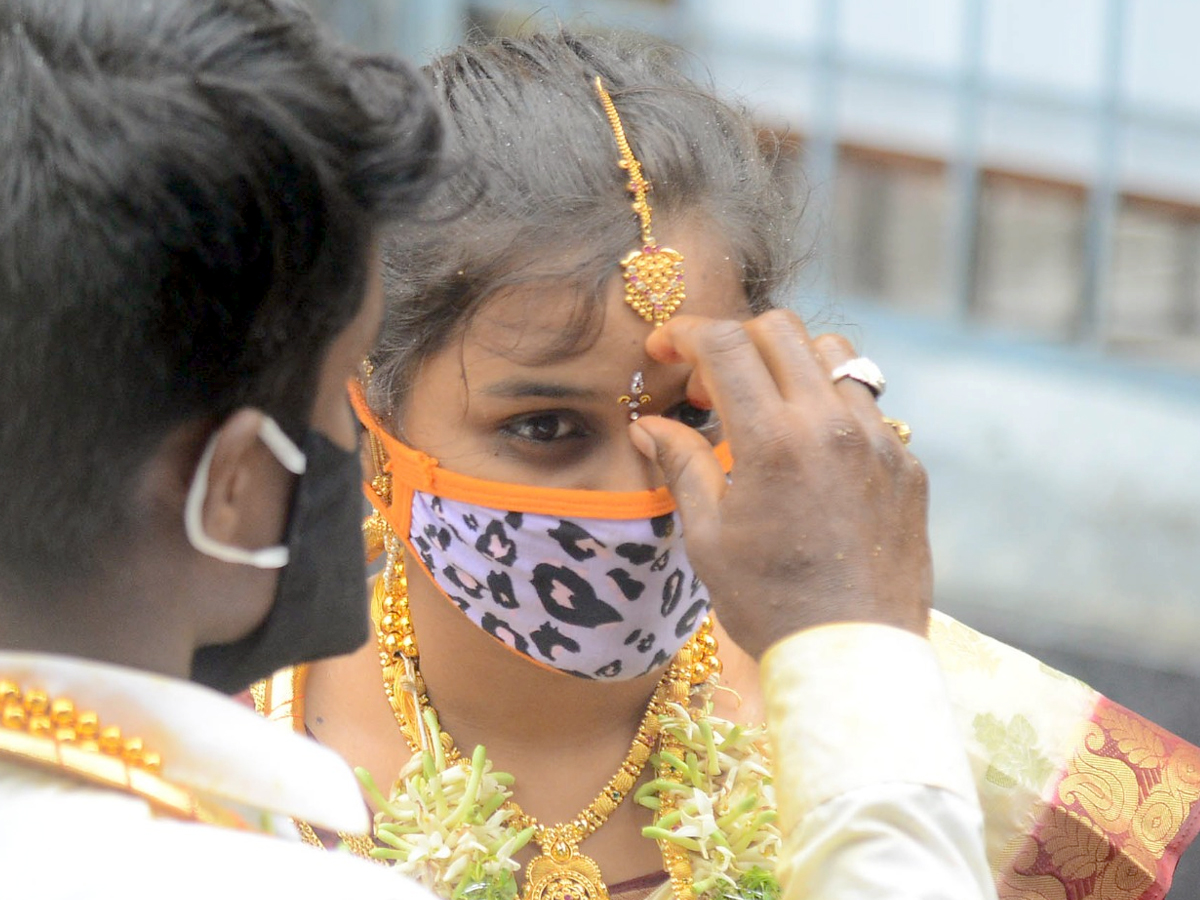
{"left": 365, "top": 695, "right": 780, "bottom": 900}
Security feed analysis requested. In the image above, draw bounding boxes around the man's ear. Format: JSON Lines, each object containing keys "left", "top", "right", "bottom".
{"left": 194, "top": 408, "right": 297, "bottom": 555}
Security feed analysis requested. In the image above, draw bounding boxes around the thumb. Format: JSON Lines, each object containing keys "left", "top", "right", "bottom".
{"left": 629, "top": 416, "right": 726, "bottom": 547}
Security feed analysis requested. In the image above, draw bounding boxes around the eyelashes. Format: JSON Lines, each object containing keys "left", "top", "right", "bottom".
{"left": 498, "top": 401, "right": 720, "bottom": 453}
{"left": 502, "top": 412, "right": 589, "bottom": 444}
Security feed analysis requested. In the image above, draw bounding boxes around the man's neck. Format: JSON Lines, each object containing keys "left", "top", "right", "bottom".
{"left": 0, "top": 585, "right": 194, "bottom": 682}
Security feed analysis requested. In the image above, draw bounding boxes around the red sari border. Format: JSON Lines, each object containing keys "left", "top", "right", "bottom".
{"left": 997, "top": 696, "right": 1200, "bottom": 900}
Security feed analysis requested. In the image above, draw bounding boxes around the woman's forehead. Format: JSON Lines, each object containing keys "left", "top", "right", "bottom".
{"left": 463, "top": 224, "right": 751, "bottom": 363}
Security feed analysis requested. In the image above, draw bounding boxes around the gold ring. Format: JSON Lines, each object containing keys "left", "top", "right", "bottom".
{"left": 882, "top": 417, "right": 912, "bottom": 445}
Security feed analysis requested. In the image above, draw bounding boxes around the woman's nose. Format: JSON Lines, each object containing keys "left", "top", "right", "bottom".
{"left": 600, "top": 434, "right": 667, "bottom": 493}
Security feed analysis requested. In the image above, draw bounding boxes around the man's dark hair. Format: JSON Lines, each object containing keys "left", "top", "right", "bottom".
{"left": 0, "top": 0, "right": 442, "bottom": 595}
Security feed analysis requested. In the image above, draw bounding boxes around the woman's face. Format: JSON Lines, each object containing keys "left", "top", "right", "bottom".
{"left": 399, "top": 224, "right": 752, "bottom": 491}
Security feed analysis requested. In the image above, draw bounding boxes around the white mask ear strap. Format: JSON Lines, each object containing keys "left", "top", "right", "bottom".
{"left": 258, "top": 417, "right": 307, "bottom": 476}
{"left": 183, "top": 416, "right": 307, "bottom": 570}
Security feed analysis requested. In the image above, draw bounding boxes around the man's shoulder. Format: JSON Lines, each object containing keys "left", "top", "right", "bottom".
{"left": 0, "top": 778, "right": 424, "bottom": 897}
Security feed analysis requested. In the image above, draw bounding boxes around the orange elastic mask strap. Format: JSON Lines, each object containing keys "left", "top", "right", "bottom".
{"left": 349, "top": 381, "right": 733, "bottom": 520}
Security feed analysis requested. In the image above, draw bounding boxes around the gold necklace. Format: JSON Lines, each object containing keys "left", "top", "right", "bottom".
{"left": 374, "top": 534, "right": 719, "bottom": 900}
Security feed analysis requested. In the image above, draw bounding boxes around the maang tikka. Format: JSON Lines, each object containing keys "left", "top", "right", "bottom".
{"left": 595, "top": 77, "right": 686, "bottom": 327}
{"left": 595, "top": 76, "right": 686, "bottom": 421}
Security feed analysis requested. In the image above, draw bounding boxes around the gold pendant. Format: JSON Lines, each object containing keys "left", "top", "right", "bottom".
{"left": 621, "top": 244, "right": 685, "bottom": 327}
{"left": 523, "top": 841, "right": 610, "bottom": 900}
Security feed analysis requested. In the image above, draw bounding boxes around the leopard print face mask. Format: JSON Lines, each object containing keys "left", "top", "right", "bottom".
{"left": 353, "top": 388, "right": 731, "bottom": 680}
{"left": 406, "top": 490, "right": 706, "bottom": 679}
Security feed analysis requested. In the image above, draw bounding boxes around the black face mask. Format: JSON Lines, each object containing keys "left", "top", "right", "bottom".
{"left": 190, "top": 429, "right": 369, "bottom": 694}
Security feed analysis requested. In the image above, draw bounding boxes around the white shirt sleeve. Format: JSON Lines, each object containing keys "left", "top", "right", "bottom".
{"left": 761, "top": 623, "right": 998, "bottom": 900}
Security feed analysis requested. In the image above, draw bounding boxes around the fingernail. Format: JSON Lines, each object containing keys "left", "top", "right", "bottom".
{"left": 628, "top": 421, "right": 656, "bottom": 461}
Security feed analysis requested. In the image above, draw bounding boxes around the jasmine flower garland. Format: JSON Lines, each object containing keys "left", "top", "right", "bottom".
{"left": 358, "top": 709, "right": 535, "bottom": 900}
{"left": 358, "top": 704, "right": 781, "bottom": 900}
{"left": 640, "top": 702, "right": 781, "bottom": 900}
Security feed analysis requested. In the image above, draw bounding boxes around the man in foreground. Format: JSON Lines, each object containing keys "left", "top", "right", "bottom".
{"left": 0, "top": 0, "right": 444, "bottom": 892}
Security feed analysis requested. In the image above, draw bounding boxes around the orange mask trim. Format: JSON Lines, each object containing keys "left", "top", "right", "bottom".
{"left": 349, "top": 381, "right": 733, "bottom": 524}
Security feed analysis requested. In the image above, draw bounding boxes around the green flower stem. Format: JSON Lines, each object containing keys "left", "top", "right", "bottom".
{"left": 356, "top": 765, "right": 407, "bottom": 820}
{"left": 433, "top": 774, "right": 449, "bottom": 821}
{"left": 716, "top": 794, "right": 758, "bottom": 832}
{"left": 642, "top": 826, "right": 704, "bottom": 852}
{"left": 635, "top": 777, "right": 681, "bottom": 804}
{"left": 445, "top": 745, "right": 488, "bottom": 829}
{"left": 377, "top": 824, "right": 424, "bottom": 838}
{"left": 731, "top": 812, "right": 778, "bottom": 855}
{"left": 492, "top": 824, "right": 537, "bottom": 859}
{"left": 370, "top": 847, "right": 410, "bottom": 861}
{"left": 657, "top": 750, "right": 688, "bottom": 774}
{"left": 653, "top": 809, "right": 683, "bottom": 830}
{"left": 706, "top": 828, "right": 731, "bottom": 850}
{"left": 480, "top": 791, "right": 507, "bottom": 819}
{"left": 634, "top": 780, "right": 657, "bottom": 804}
{"left": 374, "top": 827, "right": 418, "bottom": 852}
{"left": 426, "top": 708, "right": 447, "bottom": 770}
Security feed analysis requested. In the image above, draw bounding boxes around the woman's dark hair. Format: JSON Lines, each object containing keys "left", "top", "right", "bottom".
{"left": 367, "top": 30, "right": 801, "bottom": 422}
{"left": 0, "top": 0, "right": 443, "bottom": 594}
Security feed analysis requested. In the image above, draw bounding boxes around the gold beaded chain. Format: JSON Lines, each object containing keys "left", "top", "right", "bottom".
{"left": 0, "top": 680, "right": 242, "bottom": 828}
{"left": 595, "top": 78, "right": 654, "bottom": 247}
{"left": 594, "top": 76, "right": 686, "bottom": 328}
{"left": 373, "top": 534, "right": 720, "bottom": 900}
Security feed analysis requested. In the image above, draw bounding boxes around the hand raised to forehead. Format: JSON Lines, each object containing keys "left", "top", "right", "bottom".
{"left": 629, "top": 310, "right": 931, "bottom": 660}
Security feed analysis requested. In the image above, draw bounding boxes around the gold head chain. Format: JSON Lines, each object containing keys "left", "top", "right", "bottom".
{"left": 594, "top": 77, "right": 686, "bottom": 329}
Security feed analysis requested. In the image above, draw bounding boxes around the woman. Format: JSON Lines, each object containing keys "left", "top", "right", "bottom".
{"left": 257, "top": 30, "right": 1199, "bottom": 900}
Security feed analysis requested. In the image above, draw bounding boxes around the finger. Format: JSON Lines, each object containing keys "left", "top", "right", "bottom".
{"left": 820, "top": 336, "right": 912, "bottom": 458}
{"left": 629, "top": 416, "right": 726, "bottom": 549}
{"left": 645, "top": 316, "right": 782, "bottom": 449}
{"left": 813, "top": 335, "right": 880, "bottom": 417}
{"left": 677, "top": 313, "right": 827, "bottom": 412}
{"left": 739, "top": 309, "right": 830, "bottom": 403}
{"left": 816, "top": 336, "right": 911, "bottom": 452}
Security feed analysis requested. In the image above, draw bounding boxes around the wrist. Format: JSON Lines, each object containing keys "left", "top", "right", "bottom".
{"left": 721, "top": 599, "right": 929, "bottom": 661}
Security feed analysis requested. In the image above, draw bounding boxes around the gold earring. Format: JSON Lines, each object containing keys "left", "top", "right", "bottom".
{"left": 359, "top": 361, "right": 392, "bottom": 564}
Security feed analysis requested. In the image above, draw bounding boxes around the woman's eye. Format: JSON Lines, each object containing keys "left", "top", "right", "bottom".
{"left": 666, "top": 401, "right": 720, "bottom": 434}
{"left": 505, "top": 413, "right": 583, "bottom": 443}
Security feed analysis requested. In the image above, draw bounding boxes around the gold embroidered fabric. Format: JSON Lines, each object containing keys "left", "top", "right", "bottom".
{"left": 992, "top": 702, "right": 1200, "bottom": 900}
{"left": 930, "top": 611, "right": 1200, "bottom": 900}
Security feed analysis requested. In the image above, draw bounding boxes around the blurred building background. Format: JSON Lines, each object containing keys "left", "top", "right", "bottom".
{"left": 308, "top": 5, "right": 1200, "bottom": 886}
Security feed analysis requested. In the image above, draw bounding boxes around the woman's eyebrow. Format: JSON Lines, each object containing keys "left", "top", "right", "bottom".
{"left": 481, "top": 379, "right": 603, "bottom": 401}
